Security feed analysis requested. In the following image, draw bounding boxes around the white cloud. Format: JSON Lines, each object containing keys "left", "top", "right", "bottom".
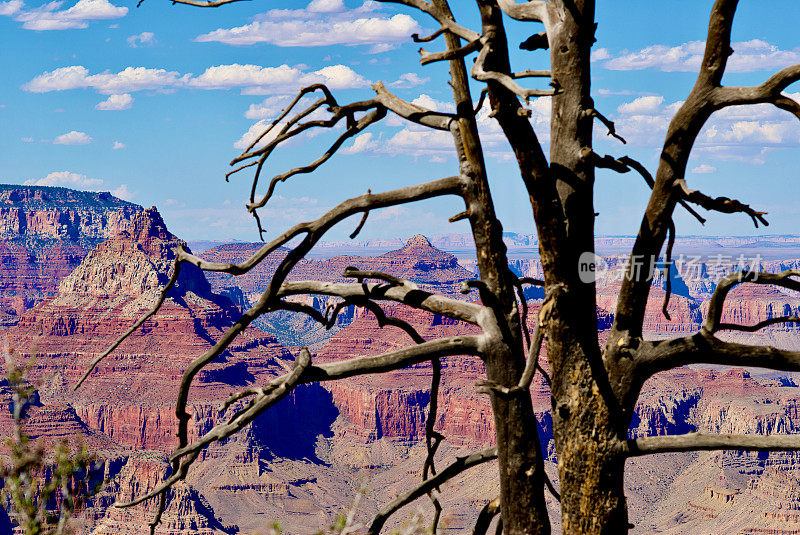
{"left": 691, "top": 164, "right": 717, "bottom": 174}
{"left": 111, "top": 141, "right": 125, "bottom": 149}
{"left": 612, "top": 92, "right": 800, "bottom": 156}
{"left": 127, "top": 31, "right": 155, "bottom": 47}
{"left": 195, "top": 0, "right": 420, "bottom": 48}
{"left": 25, "top": 62, "right": 369, "bottom": 96}
{"left": 233, "top": 120, "right": 279, "bottom": 150}
{"left": 95, "top": 93, "right": 132, "bottom": 110}
{"left": 244, "top": 96, "right": 295, "bottom": 120}
{"left": 591, "top": 48, "right": 610, "bottom": 62}
{"left": 53, "top": 130, "right": 92, "bottom": 145}
{"left": 601, "top": 39, "right": 800, "bottom": 73}
{"left": 24, "top": 171, "right": 102, "bottom": 187}
{"left": 0, "top": 0, "right": 22, "bottom": 16}
{"left": 388, "top": 72, "right": 429, "bottom": 88}
{"left": 192, "top": 63, "right": 369, "bottom": 94}
{"left": 20, "top": 136, "right": 34, "bottom": 142}
{"left": 111, "top": 184, "right": 134, "bottom": 200}
{"left": 617, "top": 96, "right": 663, "bottom": 114}
{"left": 23, "top": 65, "right": 189, "bottom": 94}
{"left": 341, "top": 132, "right": 379, "bottom": 154}
{"left": 9, "top": 0, "right": 127, "bottom": 31}
{"left": 307, "top": 0, "right": 344, "bottom": 12}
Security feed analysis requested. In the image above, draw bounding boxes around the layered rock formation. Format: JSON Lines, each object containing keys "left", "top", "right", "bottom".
{"left": 0, "top": 185, "right": 141, "bottom": 327}
{"left": 1, "top": 206, "right": 304, "bottom": 533}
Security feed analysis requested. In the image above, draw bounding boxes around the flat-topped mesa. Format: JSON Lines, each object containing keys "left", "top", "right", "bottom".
{"left": 0, "top": 185, "right": 140, "bottom": 249}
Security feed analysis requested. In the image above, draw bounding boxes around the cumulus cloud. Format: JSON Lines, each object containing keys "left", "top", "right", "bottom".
{"left": 233, "top": 120, "right": 278, "bottom": 150}
{"left": 22, "top": 171, "right": 133, "bottom": 199}
{"left": 244, "top": 96, "right": 296, "bottom": 120}
{"left": 25, "top": 63, "right": 367, "bottom": 96}
{"left": 111, "top": 184, "right": 134, "bottom": 200}
{"left": 111, "top": 141, "right": 125, "bottom": 149}
{"left": 691, "top": 164, "right": 717, "bottom": 174}
{"left": 127, "top": 31, "right": 155, "bottom": 47}
{"left": 388, "top": 72, "right": 429, "bottom": 88}
{"left": 341, "top": 132, "right": 379, "bottom": 154}
{"left": 95, "top": 93, "right": 132, "bottom": 110}
{"left": 600, "top": 39, "right": 800, "bottom": 73}
{"left": 53, "top": 130, "right": 92, "bottom": 145}
{"left": 0, "top": 0, "right": 22, "bottom": 16}
{"left": 6, "top": 0, "right": 127, "bottom": 30}
{"left": 24, "top": 171, "right": 102, "bottom": 187}
{"left": 611, "top": 92, "right": 800, "bottom": 158}
{"left": 191, "top": 63, "right": 369, "bottom": 94}
{"left": 195, "top": 0, "right": 420, "bottom": 48}
{"left": 23, "top": 65, "right": 190, "bottom": 94}
{"left": 616, "top": 95, "right": 664, "bottom": 114}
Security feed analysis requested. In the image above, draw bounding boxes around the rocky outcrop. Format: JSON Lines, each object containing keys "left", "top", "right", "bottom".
{"left": 90, "top": 451, "right": 231, "bottom": 535}
{"left": 0, "top": 185, "right": 141, "bottom": 325}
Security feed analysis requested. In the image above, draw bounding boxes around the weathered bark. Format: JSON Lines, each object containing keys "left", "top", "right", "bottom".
{"left": 540, "top": 2, "right": 629, "bottom": 533}
{"left": 434, "top": 1, "right": 551, "bottom": 532}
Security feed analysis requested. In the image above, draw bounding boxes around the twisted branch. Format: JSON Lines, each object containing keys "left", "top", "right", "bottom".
{"left": 366, "top": 447, "right": 498, "bottom": 534}
{"left": 674, "top": 178, "right": 768, "bottom": 228}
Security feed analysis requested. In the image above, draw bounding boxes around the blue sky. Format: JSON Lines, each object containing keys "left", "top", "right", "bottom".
{"left": 3, "top": 0, "right": 800, "bottom": 242}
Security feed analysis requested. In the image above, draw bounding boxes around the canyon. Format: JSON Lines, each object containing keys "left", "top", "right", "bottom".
{"left": 1, "top": 185, "right": 800, "bottom": 533}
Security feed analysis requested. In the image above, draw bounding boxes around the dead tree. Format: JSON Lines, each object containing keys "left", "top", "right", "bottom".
{"left": 79, "top": 0, "right": 800, "bottom": 533}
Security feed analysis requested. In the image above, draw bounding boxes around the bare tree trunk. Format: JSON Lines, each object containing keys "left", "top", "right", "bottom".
{"left": 433, "top": 2, "right": 551, "bottom": 532}
{"left": 544, "top": 1, "right": 630, "bottom": 533}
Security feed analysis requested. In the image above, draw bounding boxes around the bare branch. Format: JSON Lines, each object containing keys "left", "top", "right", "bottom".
{"left": 612, "top": 156, "right": 707, "bottom": 225}
{"left": 163, "top": 0, "right": 246, "bottom": 6}
{"left": 248, "top": 106, "right": 387, "bottom": 212}
{"left": 473, "top": 497, "right": 501, "bottom": 535}
{"left": 472, "top": 41, "right": 558, "bottom": 100}
{"left": 637, "top": 330, "right": 800, "bottom": 379}
{"left": 510, "top": 70, "right": 552, "bottom": 80}
{"left": 175, "top": 177, "right": 464, "bottom": 278}
{"left": 373, "top": 81, "right": 455, "bottom": 130}
{"left": 419, "top": 37, "right": 482, "bottom": 66}
{"left": 661, "top": 220, "right": 675, "bottom": 321}
{"left": 366, "top": 447, "right": 498, "bottom": 535}
{"left": 342, "top": 266, "right": 408, "bottom": 287}
{"left": 376, "top": 0, "right": 480, "bottom": 41}
{"left": 495, "top": 0, "right": 548, "bottom": 24}
{"left": 628, "top": 432, "right": 800, "bottom": 457}
{"left": 584, "top": 108, "right": 627, "bottom": 144}
{"left": 712, "top": 64, "right": 800, "bottom": 113}
{"left": 349, "top": 192, "right": 371, "bottom": 239}
{"left": 704, "top": 270, "right": 800, "bottom": 333}
{"left": 278, "top": 279, "right": 483, "bottom": 325}
{"left": 674, "top": 177, "right": 768, "bottom": 228}
{"left": 412, "top": 28, "right": 445, "bottom": 43}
